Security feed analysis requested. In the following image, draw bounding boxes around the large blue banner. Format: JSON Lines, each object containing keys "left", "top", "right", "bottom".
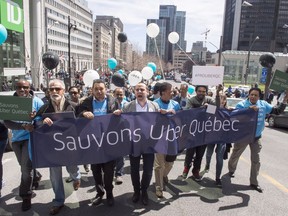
{"left": 31, "top": 108, "right": 257, "bottom": 168}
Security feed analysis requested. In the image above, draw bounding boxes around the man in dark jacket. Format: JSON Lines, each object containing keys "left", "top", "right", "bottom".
{"left": 35, "top": 79, "right": 81, "bottom": 215}
{"left": 77, "top": 79, "right": 116, "bottom": 207}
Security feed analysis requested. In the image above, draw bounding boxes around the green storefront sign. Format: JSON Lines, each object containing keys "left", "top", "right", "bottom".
{"left": 0, "top": 0, "right": 23, "bottom": 33}
{"left": 0, "top": 96, "right": 32, "bottom": 121}
{"left": 269, "top": 70, "right": 288, "bottom": 92}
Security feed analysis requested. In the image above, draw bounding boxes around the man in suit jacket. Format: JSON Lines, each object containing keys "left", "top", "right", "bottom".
{"left": 113, "top": 82, "right": 159, "bottom": 205}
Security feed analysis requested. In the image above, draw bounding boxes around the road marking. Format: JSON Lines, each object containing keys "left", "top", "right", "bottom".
{"left": 2, "top": 158, "right": 12, "bottom": 164}
{"left": 240, "top": 156, "right": 288, "bottom": 193}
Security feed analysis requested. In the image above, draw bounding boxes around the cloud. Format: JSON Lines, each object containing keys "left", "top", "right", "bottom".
{"left": 87, "top": 0, "right": 225, "bottom": 52}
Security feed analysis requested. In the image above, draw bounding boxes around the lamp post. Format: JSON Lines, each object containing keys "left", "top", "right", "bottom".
{"left": 244, "top": 36, "right": 259, "bottom": 85}
{"left": 68, "top": 16, "right": 77, "bottom": 87}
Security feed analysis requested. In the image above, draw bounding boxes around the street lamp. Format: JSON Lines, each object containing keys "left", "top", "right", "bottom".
{"left": 68, "top": 16, "right": 77, "bottom": 87}
{"left": 244, "top": 36, "right": 259, "bottom": 85}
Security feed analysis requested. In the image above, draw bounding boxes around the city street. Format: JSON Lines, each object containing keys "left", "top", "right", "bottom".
{"left": 0, "top": 126, "right": 288, "bottom": 216}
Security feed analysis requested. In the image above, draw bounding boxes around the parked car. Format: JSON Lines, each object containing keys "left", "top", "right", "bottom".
{"left": 226, "top": 98, "right": 243, "bottom": 109}
{"left": 267, "top": 107, "right": 288, "bottom": 128}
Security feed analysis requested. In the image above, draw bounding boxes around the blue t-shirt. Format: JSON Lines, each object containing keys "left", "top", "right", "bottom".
{"left": 236, "top": 99, "right": 272, "bottom": 137}
{"left": 92, "top": 98, "right": 107, "bottom": 116}
{"left": 154, "top": 98, "right": 180, "bottom": 112}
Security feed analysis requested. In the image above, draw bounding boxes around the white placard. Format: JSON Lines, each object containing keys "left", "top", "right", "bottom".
{"left": 206, "top": 104, "right": 217, "bottom": 114}
{"left": 3, "top": 68, "right": 26, "bottom": 76}
{"left": 192, "top": 66, "right": 224, "bottom": 86}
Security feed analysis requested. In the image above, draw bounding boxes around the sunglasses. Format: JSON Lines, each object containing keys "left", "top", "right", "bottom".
{"left": 69, "top": 91, "right": 78, "bottom": 95}
{"left": 49, "top": 87, "right": 62, "bottom": 91}
{"left": 16, "top": 86, "right": 29, "bottom": 90}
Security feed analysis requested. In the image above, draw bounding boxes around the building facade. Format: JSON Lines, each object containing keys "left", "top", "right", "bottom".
{"left": 222, "top": 0, "right": 288, "bottom": 53}
{"left": 93, "top": 16, "right": 123, "bottom": 73}
{"left": 212, "top": 50, "right": 288, "bottom": 84}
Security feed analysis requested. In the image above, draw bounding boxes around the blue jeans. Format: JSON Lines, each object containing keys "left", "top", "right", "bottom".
{"left": 12, "top": 140, "right": 33, "bottom": 199}
{"left": 129, "top": 153, "right": 154, "bottom": 193}
{"left": 0, "top": 139, "right": 7, "bottom": 190}
{"left": 115, "top": 157, "right": 125, "bottom": 177}
{"left": 50, "top": 165, "right": 81, "bottom": 206}
{"left": 206, "top": 143, "right": 226, "bottom": 179}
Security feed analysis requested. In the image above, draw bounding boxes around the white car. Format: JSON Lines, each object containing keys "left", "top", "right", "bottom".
{"left": 226, "top": 98, "right": 243, "bottom": 109}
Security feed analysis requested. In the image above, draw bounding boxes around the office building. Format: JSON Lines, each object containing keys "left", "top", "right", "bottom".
{"left": 146, "top": 5, "right": 187, "bottom": 63}
{"left": 222, "top": 0, "right": 288, "bottom": 52}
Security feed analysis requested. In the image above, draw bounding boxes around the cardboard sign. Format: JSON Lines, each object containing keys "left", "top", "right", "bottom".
{"left": 192, "top": 66, "right": 224, "bottom": 86}
{"left": 0, "top": 96, "right": 32, "bottom": 121}
{"left": 269, "top": 70, "right": 288, "bottom": 91}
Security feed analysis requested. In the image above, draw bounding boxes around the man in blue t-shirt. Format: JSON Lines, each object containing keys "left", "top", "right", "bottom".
{"left": 153, "top": 82, "right": 180, "bottom": 198}
{"left": 77, "top": 79, "right": 116, "bottom": 206}
{"left": 228, "top": 87, "right": 288, "bottom": 193}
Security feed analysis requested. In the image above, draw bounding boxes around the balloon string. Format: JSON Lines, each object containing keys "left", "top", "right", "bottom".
{"left": 153, "top": 38, "right": 165, "bottom": 80}
{"left": 175, "top": 43, "right": 198, "bottom": 66}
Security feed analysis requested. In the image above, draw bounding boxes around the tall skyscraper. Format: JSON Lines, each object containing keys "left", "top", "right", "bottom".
{"left": 175, "top": 11, "right": 187, "bottom": 51}
{"left": 222, "top": 0, "right": 288, "bottom": 52}
{"left": 146, "top": 5, "right": 186, "bottom": 63}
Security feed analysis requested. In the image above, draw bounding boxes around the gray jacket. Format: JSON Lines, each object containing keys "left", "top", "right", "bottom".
{"left": 122, "top": 100, "right": 159, "bottom": 113}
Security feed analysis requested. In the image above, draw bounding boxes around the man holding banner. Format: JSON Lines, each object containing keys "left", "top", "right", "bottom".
{"left": 35, "top": 79, "right": 81, "bottom": 215}
{"left": 153, "top": 82, "right": 180, "bottom": 198}
{"left": 228, "top": 87, "right": 288, "bottom": 193}
{"left": 182, "top": 85, "right": 218, "bottom": 181}
{"left": 114, "top": 82, "right": 159, "bottom": 205}
{"left": 4, "top": 80, "right": 44, "bottom": 212}
{"left": 77, "top": 79, "right": 116, "bottom": 207}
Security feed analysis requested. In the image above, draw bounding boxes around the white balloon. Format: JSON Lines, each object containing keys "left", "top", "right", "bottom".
{"left": 141, "top": 66, "right": 154, "bottom": 80}
{"left": 83, "top": 70, "right": 100, "bottom": 87}
{"left": 146, "top": 23, "right": 160, "bottom": 38}
{"left": 128, "top": 71, "right": 143, "bottom": 86}
{"left": 168, "top": 32, "right": 179, "bottom": 44}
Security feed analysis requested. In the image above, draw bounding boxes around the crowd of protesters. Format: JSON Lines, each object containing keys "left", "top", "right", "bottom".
{"left": 0, "top": 77, "right": 287, "bottom": 215}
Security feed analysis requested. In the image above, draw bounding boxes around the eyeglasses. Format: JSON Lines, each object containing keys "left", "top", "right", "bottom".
{"left": 135, "top": 88, "right": 146, "bottom": 92}
{"left": 16, "top": 86, "right": 29, "bottom": 90}
{"left": 69, "top": 91, "right": 78, "bottom": 95}
{"left": 49, "top": 87, "right": 62, "bottom": 92}
{"left": 115, "top": 94, "right": 123, "bottom": 96}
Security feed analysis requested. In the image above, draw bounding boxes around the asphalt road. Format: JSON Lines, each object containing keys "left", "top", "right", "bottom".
{"left": 1, "top": 125, "right": 288, "bottom": 216}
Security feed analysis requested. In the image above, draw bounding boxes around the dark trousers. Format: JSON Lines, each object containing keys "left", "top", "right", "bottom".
{"left": 12, "top": 140, "right": 33, "bottom": 199}
{"left": 91, "top": 160, "right": 115, "bottom": 196}
{"left": 129, "top": 153, "right": 154, "bottom": 193}
{"left": 0, "top": 139, "right": 7, "bottom": 190}
{"left": 184, "top": 145, "right": 207, "bottom": 172}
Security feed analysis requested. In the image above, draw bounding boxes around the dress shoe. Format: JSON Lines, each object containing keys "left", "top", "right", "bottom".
{"left": 73, "top": 180, "right": 81, "bottom": 191}
{"left": 49, "top": 205, "right": 64, "bottom": 215}
{"left": 91, "top": 194, "right": 103, "bottom": 206}
{"left": 132, "top": 191, "right": 140, "bottom": 203}
{"left": 250, "top": 184, "right": 263, "bottom": 193}
{"left": 228, "top": 172, "right": 235, "bottom": 178}
{"left": 141, "top": 190, "right": 149, "bottom": 206}
{"left": 106, "top": 193, "right": 114, "bottom": 206}
{"left": 22, "top": 198, "right": 31, "bottom": 211}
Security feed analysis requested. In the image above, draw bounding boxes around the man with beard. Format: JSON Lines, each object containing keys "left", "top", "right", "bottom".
{"left": 182, "top": 85, "right": 218, "bottom": 181}
{"left": 113, "top": 82, "right": 159, "bottom": 205}
{"left": 4, "top": 80, "right": 43, "bottom": 211}
{"left": 35, "top": 79, "right": 81, "bottom": 215}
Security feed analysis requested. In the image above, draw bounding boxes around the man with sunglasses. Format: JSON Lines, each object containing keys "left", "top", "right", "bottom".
{"left": 113, "top": 82, "right": 159, "bottom": 205}
{"left": 4, "top": 80, "right": 44, "bottom": 211}
{"left": 35, "top": 79, "right": 81, "bottom": 215}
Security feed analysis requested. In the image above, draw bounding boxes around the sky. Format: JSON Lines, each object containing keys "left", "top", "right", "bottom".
{"left": 86, "top": 0, "right": 226, "bottom": 52}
